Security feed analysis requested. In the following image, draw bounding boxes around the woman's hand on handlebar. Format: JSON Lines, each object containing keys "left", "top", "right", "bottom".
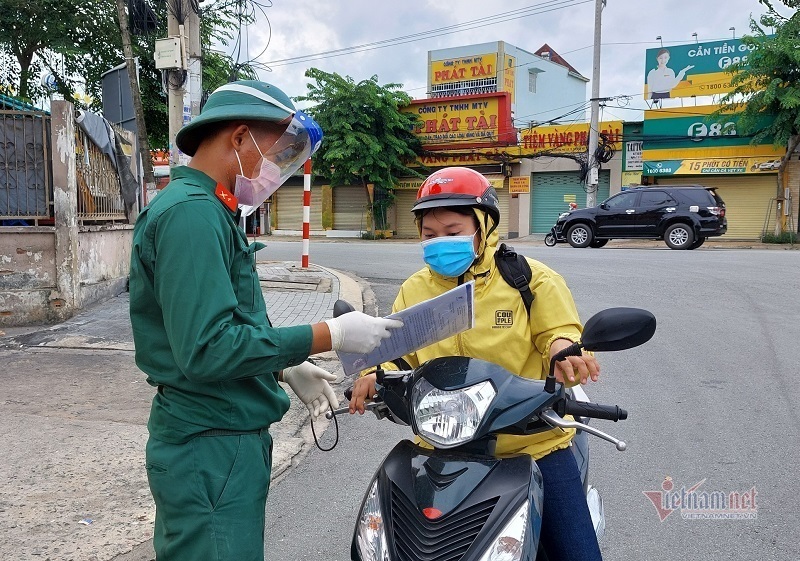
{"left": 349, "top": 373, "right": 377, "bottom": 414}
{"left": 550, "top": 338, "right": 600, "bottom": 385}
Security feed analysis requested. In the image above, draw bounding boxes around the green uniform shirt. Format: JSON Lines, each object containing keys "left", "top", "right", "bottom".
{"left": 129, "top": 166, "right": 312, "bottom": 444}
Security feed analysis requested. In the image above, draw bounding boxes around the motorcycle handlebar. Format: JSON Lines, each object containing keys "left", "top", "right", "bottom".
{"left": 562, "top": 400, "right": 628, "bottom": 422}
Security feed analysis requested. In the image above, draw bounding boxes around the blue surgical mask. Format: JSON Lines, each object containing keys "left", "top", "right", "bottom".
{"left": 421, "top": 233, "right": 478, "bottom": 277}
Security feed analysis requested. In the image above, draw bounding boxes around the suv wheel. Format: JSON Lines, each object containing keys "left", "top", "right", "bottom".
{"left": 664, "top": 223, "right": 695, "bottom": 250}
{"left": 689, "top": 236, "right": 706, "bottom": 250}
{"left": 567, "top": 224, "right": 593, "bottom": 248}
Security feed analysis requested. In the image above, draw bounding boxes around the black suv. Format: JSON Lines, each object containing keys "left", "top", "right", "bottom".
{"left": 552, "top": 185, "right": 727, "bottom": 250}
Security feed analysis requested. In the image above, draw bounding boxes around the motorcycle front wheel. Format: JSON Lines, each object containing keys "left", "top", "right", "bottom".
{"left": 544, "top": 233, "right": 557, "bottom": 247}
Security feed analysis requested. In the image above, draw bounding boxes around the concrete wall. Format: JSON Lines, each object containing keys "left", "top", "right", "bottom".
{"left": 503, "top": 43, "right": 588, "bottom": 126}
{"left": 78, "top": 226, "right": 133, "bottom": 306}
{"left": 0, "top": 101, "right": 134, "bottom": 327}
{"left": 0, "top": 228, "right": 59, "bottom": 325}
{"left": 427, "top": 41, "right": 589, "bottom": 125}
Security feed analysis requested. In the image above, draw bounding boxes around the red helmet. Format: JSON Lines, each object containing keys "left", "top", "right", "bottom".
{"left": 412, "top": 167, "right": 500, "bottom": 227}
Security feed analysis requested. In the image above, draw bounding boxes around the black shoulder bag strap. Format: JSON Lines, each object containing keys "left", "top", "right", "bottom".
{"left": 495, "top": 243, "right": 535, "bottom": 317}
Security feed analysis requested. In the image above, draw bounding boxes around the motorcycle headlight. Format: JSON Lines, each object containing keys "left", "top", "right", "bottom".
{"left": 477, "top": 501, "right": 529, "bottom": 561}
{"left": 356, "top": 479, "right": 389, "bottom": 561}
{"left": 412, "top": 379, "right": 496, "bottom": 448}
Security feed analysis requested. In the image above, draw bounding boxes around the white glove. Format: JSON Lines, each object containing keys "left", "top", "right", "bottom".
{"left": 325, "top": 312, "right": 404, "bottom": 354}
{"left": 282, "top": 361, "right": 339, "bottom": 418}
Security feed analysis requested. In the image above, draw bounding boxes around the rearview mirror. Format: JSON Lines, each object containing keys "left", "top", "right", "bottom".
{"left": 600, "top": 203, "right": 608, "bottom": 210}
{"left": 581, "top": 308, "right": 656, "bottom": 352}
{"left": 333, "top": 299, "right": 356, "bottom": 318}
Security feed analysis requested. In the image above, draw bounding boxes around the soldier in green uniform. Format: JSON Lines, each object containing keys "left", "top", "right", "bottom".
{"left": 129, "top": 80, "right": 402, "bottom": 561}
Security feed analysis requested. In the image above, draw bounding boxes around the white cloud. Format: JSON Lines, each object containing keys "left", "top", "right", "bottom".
{"left": 225, "top": 0, "right": 767, "bottom": 120}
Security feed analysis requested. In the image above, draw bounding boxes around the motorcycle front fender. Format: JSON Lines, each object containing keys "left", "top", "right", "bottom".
{"left": 352, "top": 440, "right": 544, "bottom": 561}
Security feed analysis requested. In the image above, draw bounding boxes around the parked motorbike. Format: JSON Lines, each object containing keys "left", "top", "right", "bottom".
{"left": 327, "top": 304, "right": 656, "bottom": 561}
{"left": 544, "top": 203, "right": 579, "bottom": 247}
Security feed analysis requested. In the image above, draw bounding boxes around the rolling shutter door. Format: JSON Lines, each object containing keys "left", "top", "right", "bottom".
{"left": 655, "top": 175, "right": 776, "bottom": 239}
{"left": 391, "top": 174, "right": 509, "bottom": 238}
{"left": 394, "top": 190, "right": 418, "bottom": 238}
{"left": 492, "top": 178, "right": 510, "bottom": 239}
{"left": 333, "top": 185, "right": 370, "bottom": 230}
{"left": 530, "top": 171, "right": 610, "bottom": 233}
{"left": 275, "top": 186, "right": 323, "bottom": 230}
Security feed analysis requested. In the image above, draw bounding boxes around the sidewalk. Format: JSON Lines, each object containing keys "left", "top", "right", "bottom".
{"left": 0, "top": 261, "right": 362, "bottom": 561}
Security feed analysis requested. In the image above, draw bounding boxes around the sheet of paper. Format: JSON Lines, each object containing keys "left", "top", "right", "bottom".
{"left": 337, "top": 281, "right": 475, "bottom": 376}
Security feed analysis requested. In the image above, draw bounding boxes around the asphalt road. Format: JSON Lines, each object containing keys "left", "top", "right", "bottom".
{"left": 260, "top": 239, "right": 800, "bottom": 561}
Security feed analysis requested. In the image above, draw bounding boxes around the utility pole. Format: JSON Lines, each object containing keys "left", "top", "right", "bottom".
{"left": 114, "top": 0, "right": 155, "bottom": 204}
{"left": 585, "top": 0, "right": 605, "bottom": 208}
{"left": 167, "top": 0, "right": 201, "bottom": 167}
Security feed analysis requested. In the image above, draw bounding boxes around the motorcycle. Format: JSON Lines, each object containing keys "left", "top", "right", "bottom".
{"left": 327, "top": 304, "right": 656, "bottom": 561}
{"left": 544, "top": 203, "right": 579, "bottom": 247}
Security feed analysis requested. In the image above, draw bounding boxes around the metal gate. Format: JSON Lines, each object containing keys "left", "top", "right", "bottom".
{"left": 333, "top": 185, "right": 369, "bottom": 230}
{"left": 275, "top": 185, "right": 323, "bottom": 231}
{"left": 0, "top": 110, "right": 52, "bottom": 221}
{"left": 393, "top": 190, "right": 418, "bottom": 238}
{"left": 529, "top": 171, "right": 610, "bottom": 234}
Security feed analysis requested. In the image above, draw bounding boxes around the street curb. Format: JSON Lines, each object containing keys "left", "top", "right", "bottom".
{"left": 316, "top": 264, "right": 364, "bottom": 313}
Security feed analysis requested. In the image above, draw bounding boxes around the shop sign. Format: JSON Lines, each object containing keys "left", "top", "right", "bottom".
{"left": 404, "top": 92, "right": 514, "bottom": 148}
{"left": 396, "top": 176, "right": 505, "bottom": 190}
{"left": 509, "top": 176, "right": 530, "bottom": 194}
{"left": 413, "top": 149, "right": 509, "bottom": 167}
{"left": 502, "top": 55, "right": 516, "bottom": 103}
{"left": 625, "top": 141, "right": 643, "bottom": 171}
{"left": 519, "top": 121, "right": 623, "bottom": 154}
{"left": 430, "top": 53, "right": 498, "bottom": 85}
{"left": 622, "top": 170, "right": 643, "bottom": 187}
{"left": 642, "top": 105, "right": 781, "bottom": 175}
{"left": 643, "top": 156, "right": 783, "bottom": 175}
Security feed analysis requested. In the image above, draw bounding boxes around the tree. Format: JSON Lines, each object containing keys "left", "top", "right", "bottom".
{"left": 0, "top": 0, "right": 118, "bottom": 101}
{"left": 717, "top": 0, "right": 800, "bottom": 235}
{"left": 297, "top": 69, "right": 423, "bottom": 234}
{"left": 0, "top": 0, "right": 254, "bottom": 149}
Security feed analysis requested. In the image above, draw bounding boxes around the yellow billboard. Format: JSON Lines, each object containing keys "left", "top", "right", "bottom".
{"left": 430, "top": 53, "right": 498, "bottom": 85}
{"left": 519, "top": 121, "right": 624, "bottom": 154}
{"left": 502, "top": 55, "right": 516, "bottom": 103}
{"left": 396, "top": 177, "right": 505, "bottom": 190}
{"left": 509, "top": 176, "right": 530, "bottom": 194}
{"left": 404, "top": 92, "right": 514, "bottom": 148}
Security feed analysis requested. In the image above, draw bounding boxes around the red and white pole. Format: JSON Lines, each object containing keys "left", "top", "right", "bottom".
{"left": 301, "top": 158, "right": 312, "bottom": 268}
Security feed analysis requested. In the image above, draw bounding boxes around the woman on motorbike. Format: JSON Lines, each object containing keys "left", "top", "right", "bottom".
{"left": 349, "top": 167, "right": 603, "bottom": 561}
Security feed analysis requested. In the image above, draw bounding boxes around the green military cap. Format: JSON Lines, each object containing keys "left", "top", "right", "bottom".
{"left": 175, "top": 80, "right": 296, "bottom": 156}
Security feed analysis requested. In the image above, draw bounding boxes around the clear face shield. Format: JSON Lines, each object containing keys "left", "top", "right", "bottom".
{"left": 235, "top": 110, "right": 324, "bottom": 217}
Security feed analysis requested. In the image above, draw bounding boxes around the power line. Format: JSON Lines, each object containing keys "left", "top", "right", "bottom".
{"left": 262, "top": 0, "right": 593, "bottom": 68}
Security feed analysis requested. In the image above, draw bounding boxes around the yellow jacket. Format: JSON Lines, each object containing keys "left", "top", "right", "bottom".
{"left": 373, "top": 210, "right": 584, "bottom": 460}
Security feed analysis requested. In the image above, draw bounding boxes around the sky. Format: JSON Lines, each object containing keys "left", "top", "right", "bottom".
{"left": 222, "top": 0, "right": 774, "bottom": 124}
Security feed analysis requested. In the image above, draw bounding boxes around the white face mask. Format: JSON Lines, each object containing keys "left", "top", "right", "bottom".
{"left": 234, "top": 131, "right": 282, "bottom": 216}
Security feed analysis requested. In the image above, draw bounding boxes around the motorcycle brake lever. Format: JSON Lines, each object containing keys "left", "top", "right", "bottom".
{"left": 539, "top": 409, "right": 627, "bottom": 451}
{"left": 325, "top": 401, "right": 383, "bottom": 420}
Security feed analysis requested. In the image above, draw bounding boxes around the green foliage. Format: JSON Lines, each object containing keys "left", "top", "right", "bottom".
{"left": 297, "top": 68, "right": 423, "bottom": 225}
{"left": 761, "top": 231, "right": 797, "bottom": 243}
{"left": 0, "top": 0, "right": 254, "bottom": 149}
{"left": 718, "top": 0, "right": 800, "bottom": 148}
{"left": 0, "top": 0, "right": 118, "bottom": 101}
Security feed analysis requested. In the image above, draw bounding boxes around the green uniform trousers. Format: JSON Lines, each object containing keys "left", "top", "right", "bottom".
{"left": 146, "top": 430, "right": 273, "bottom": 561}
